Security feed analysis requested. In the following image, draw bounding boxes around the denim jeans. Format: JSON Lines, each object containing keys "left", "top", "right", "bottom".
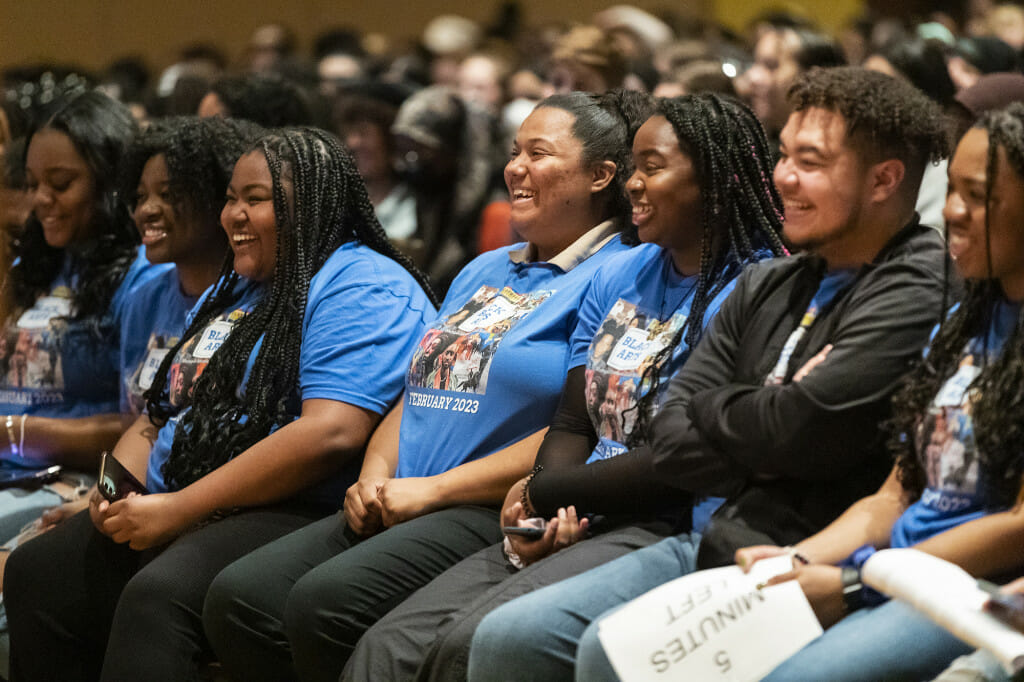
{"left": 468, "top": 533, "right": 701, "bottom": 682}
{"left": 761, "top": 599, "right": 974, "bottom": 682}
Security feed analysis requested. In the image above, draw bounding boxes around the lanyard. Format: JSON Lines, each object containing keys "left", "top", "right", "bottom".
{"left": 764, "top": 305, "right": 819, "bottom": 386}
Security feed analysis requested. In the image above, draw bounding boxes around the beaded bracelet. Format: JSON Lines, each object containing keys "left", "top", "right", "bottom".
{"left": 521, "top": 464, "right": 543, "bottom": 518}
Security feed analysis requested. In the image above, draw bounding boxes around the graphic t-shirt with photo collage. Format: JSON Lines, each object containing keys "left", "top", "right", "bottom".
{"left": 571, "top": 244, "right": 741, "bottom": 462}
{"left": 397, "top": 237, "right": 630, "bottom": 479}
{"left": 119, "top": 267, "right": 199, "bottom": 415}
{"left": 0, "top": 251, "right": 164, "bottom": 463}
{"left": 146, "top": 242, "right": 435, "bottom": 498}
{"left": 891, "top": 300, "right": 1021, "bottom": 548}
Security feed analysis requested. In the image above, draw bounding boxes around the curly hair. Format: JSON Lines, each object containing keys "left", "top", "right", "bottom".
{"left": 626, "top": 94, "right": 788, "bottom": 446}
{"left": 891, "top": 103, "right": 1024, "bottom": 509}
{"left": 119, "top": 115, "right": 263, "bottom": 243}
{"left": 536, "top": 89, "right": 656, "bottom": 238}
{"left": 786, "top": 66, "right": 950, "bottom": 188}
{"left": 12, "top": 90, "right": 138, "bottom": 322}
{"left": 147, "top": 127, "right": 437, "bottom": 490}
{"left": 208, "top": 73, "right": 317, "bottom": 128}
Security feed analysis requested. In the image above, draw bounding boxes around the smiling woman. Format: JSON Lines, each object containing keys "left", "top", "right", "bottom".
{"left": 0, "top": 91, "right": 156, "bottom": 541}
{"left": 221, "top": 150, "right": 279, "bottom": 281}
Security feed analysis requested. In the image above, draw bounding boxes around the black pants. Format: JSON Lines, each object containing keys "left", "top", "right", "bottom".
{"left": 342, "top": 521, "right": 675, "bottom": 682}
{"left": 4, "top": 504, "right": 323, "bottom": 682}
{"left": 203, "top": 505, "right": 503, "bottom": 682}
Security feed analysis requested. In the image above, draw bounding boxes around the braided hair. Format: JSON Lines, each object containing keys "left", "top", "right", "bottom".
{"left": 147, "top": 127, "right": 437, "bottom": 490}
{"left": 12, "top": 90, "right": 138, "bottom": 322}
{"left": 627, "top": 94, "right": 788, "bottom": 447}
{"left": 891, "top": 103, "right": 1024, "bottom": 509}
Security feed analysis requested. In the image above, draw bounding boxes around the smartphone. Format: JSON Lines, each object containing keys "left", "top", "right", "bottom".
{"left": 98, "top": 451, "right": 148, "bottom": 502}
{"left": 0, "top": 464, "right": 62, "bottom": 490}
{"left": 502, "top": 519, "right": 547, "bottom": 539}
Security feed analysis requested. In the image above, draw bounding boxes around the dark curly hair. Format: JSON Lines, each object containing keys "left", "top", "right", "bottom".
{"left": 536, "top": 90, "right": 655, "bottom": 240}
{"left": 12, "top": 90, "right": 138, "bottom": 322}
{"left": 891, "top": 103, "right": 1024, "bottom": 509}
{"left": 870, "top": 38, "right": 956, "bottom": 108}
{"left": 208, "top": 73, "right": 318, "bottom": 128}
{"left": 119, "top": 115, "right": 264, "bottom": 245}
{"left": 146, "top": 127, "right": 437, "bottom": 490}
{"left": 626, "top": 94, "right": 788, "bottom": 446}
{"left": 786, "top": 66, "right": 950, "bottom": 193}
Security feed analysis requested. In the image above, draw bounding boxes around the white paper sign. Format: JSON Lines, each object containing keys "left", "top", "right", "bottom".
{"left": 598, "top": 555, "right": 822, "bottom": 681}
{"left": 863, "top": 549, "right": 1024, "bottom": 675}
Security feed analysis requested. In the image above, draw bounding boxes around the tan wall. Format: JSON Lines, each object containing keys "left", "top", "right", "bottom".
{"left": 2, "top": 0, "right": 863, "bottom": 74}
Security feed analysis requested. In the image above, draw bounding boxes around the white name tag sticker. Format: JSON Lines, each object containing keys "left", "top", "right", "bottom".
{"left": 16, "top": 297, "right": 72, "bottom": 329}
{"left": 598, "top": 555, "right": 822, "bottom": 682}
{"left": 607, "top": 327, "right": 650, "bottom": 372}
{"left": 192, "top": 320, "right": 233, "bottom": 359}
{"left": 935, "top": 364, "right": 982, "bottom": 407}
{"left": 460, "top": 296, "right": 516, "bottom": 332}
{"left": 138, "top": 348, "right": 171, "bottom": 390}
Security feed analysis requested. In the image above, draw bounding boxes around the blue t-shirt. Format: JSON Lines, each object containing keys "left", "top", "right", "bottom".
{"left": 119, "top": 267, "right": 199, "bottom": 415}
{"left": 0, "top": 249, "right": 166, "bottom": 462}
{"left": 396, "top": 236, "right": 629, "bottom": 479}
{"left": 891, "top": 300, "right": 1020, "bottom": 547}
{"left": 146, "top": 242, "right": 434, "bottom": 507}
{"left": 571, "top": 244, "right": 748, "bottom": 531}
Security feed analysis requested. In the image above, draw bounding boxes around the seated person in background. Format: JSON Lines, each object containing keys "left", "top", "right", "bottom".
{"left": 3, "top": 127, "right": 436, "bottom": 682}
{"left": 466, "top": 65, "right": 951, "bottom": 682}
{"left": 744, "top": 24, "right": 846, "bottom": 146}
{"left": 389, "top": 86, "right": 506, "bottom": 295}
{"left": 202, "top": 90, "right": 645, "bottom": 682}
{"left": 342, "top": 92, "right": 788, "bottom": 682}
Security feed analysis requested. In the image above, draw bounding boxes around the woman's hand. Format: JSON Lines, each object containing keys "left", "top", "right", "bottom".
{"left": 502, "top": 498, "right": 588, "bottom": 567}
{"left": 89, "top": 487, "right": 115, "bottom": 536}
{"left": 344, "top": 477, "right": 387, "bottom": 536}
{"left": 763, "top": 564, "right": 846, "bottom": 628}
{"left": 735, "top": 545, "right": 792, "bottom": 572}
{"left": 377, "top": 477, "right": 443, "bottom": 527}
{"left": 38, "top": 493, "right": 92, "bottom": 531}
{"left": 100, "top": 493, "right": 196, "bottom": 550}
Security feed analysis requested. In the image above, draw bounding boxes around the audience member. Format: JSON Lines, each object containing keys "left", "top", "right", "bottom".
{"left": 745, "top": 26, "right": 846, "bottom": 142}
{"left": 198, "top": 73, "right": 321, "bottom": 127}
{"left": 0, "top": 91, "right": 153, "bottom": 539}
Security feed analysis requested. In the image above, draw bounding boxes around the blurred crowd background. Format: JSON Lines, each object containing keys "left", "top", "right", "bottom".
{"left": 3, "top": 0, "right": 1024, "bottom": 292}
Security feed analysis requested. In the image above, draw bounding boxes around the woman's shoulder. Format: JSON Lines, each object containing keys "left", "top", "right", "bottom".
{"left": 599, "top": 243, "right": 664, "bottom": 271}
{"left": 310, "top": 242, "right": 433, "bottom": 308}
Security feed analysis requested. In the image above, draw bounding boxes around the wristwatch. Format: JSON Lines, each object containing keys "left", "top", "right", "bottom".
{"left": 841, "top": 565, "right": 866, "bottom": 613}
